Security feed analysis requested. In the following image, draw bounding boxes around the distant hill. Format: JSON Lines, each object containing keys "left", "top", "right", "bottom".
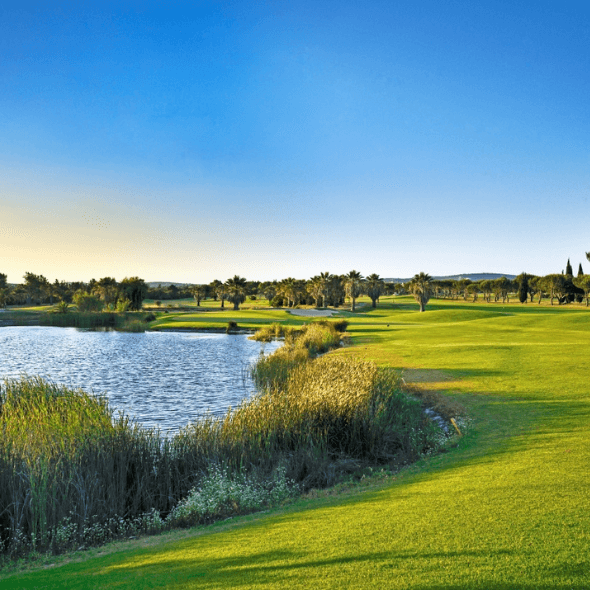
{"left": 147, "top": 282, "right": 193, "bottom": 288}
{"left": 384, "top": 273, "right": 517, "bottom": 284}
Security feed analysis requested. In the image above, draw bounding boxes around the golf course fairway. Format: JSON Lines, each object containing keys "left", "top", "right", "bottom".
{"left": 2, "top": 297, "right": 589, "bottom": 589}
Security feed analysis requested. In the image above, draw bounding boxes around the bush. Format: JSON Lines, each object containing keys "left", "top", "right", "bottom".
{"left": 167, "top": 465, "right": 297, "bottom": 527}
{"left": 54, "top": 301, "right": 70, "bottom": 314}
{"left": 73, "top": 292, "right": 104, "bottom": 313}
{"left": 116, "top": 298, "right": 131, "bottom": 312}
{"left": 270, "top": 295, "right": 284, "bottom": 307}
{"left": 143, "top": 312, "right": 157, "bottom": 323}
{"left": 226, "top": 321, "right": 238, "bottom": 333}
{"left": 331, "top": 319, "right": 349, "bottom": 333}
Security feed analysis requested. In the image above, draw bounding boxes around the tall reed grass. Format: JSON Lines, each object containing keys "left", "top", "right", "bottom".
{"left": 40, "top": 311, "right": 154, "bottom": 331}
{"left": 250, "top": 321, "right": 344, "bottom": 390}
{"left": 0, "top": 325, "right": 443, "bottom": 560}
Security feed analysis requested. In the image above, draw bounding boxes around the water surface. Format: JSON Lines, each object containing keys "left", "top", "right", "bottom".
{"left": 0, "top": 327, "right": 280, "bottom": 432}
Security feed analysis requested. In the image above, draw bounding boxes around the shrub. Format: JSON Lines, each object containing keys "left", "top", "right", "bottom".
{"left": 226, "top": 321, "right": 239, "bottom": 333}
{"left": 167, "top": 464, "right": 297, "bottom": 527}
{"left": 331, "top": 319, "right": 349, "bottom": 333}
{"left": 270, "top": 295, "right": 284, "bottom": 307}
{"left": 73, "top": 292, "right": 104, "bottom": 313}
{"left": 54, "top": 301, "right": 70, "bottom": 314}
{"left": 116, "top": 298, "right": 131, "bottom": 312}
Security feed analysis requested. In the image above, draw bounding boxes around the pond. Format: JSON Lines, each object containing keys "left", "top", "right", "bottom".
{"left": 0, "top": 327, "right": 281, "bottom": 432}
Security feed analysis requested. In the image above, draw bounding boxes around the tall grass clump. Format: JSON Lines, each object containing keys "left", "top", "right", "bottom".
{"left": 0, "top": 378, "right": 180, "bottom": 557}
{"left": 233, "top": 356, "right": 439, "bottom": 488}
{"left": 250, "top": 321, "right": 343, "bottom": 391}
{"left": 42, "top": 311, "right": 153, "bottom": 331}
{"left": 249, "top": 322, "right": 286, "bottom": 342}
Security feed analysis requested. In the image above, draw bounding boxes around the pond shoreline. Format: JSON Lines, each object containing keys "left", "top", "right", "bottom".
{"left": 0, "top": 327, "right": 282, "bottom": 431}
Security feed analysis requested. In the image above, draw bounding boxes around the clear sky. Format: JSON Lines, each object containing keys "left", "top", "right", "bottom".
{"left": 1, "top": 1, "right": 589, "bottom": 284}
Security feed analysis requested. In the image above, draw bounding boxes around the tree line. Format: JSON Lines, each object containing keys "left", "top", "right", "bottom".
{"left": 0, "top": 272, "right": 389, "bottom": 312}
{"left": 0, "top": 274, "right": 148, "bottom": 312}
{"left": 1, "top": 253, "right": 589, "bottom": 312}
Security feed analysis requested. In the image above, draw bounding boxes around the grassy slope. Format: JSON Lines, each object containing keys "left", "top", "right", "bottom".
{"left": 2, "top": 297, "right": 589, "bottom": 588}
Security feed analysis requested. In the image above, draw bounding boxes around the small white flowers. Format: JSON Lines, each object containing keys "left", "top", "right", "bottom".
{"left": 167, "top": 464, "right": 298, "bottom": 527}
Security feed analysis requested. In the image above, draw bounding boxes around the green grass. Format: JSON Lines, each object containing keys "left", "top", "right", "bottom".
{"left": 2, "top": 296, "right": 590, "bottom": 588}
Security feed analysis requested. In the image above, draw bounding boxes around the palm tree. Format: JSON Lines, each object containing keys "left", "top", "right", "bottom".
{"left": 279, "top": 277, "right": 297, "bottom": 308}
{"left": 192, "top": 284, "right": 206, "bottom": 306}
{"left": 344, "top": 270, "right": 364, "bottom": 312}
{"left": 365, "top": 273, "right": 384, "bottom": 308}
{"left": 261, "top": 281, "right": 277, "bottom": 305}
{"left": 217, "top": 284, "right": 227, "bottom": 308}
{"left": 307, "top": 276, "right": 323, "bottom": 307}
{"left": 318, "top": 272, "right": 332, "bottom": 307}
{"left": 225, "top": 275, "right": 247, "bottom": 311}
{"left": 409, "top": 272, "right": 433, "bottom": 312}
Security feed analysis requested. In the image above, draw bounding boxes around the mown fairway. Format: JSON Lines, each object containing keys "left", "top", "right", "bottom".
{"left": 2, "top": 297, "right": 589, "bottom": 589}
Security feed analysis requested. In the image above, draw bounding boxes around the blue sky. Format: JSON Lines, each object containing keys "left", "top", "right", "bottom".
{"left": 1, "top": 1, "right": 589, "bottom": 283}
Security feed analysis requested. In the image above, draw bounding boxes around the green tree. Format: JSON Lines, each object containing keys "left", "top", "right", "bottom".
{"left": 344, "top": 270, "right": 364, "bottom": 312}
{"left": 216, "top": 283, "right": 227, "bottom": 309}
{"left": 317, "top": 272, "right": 330, "bottom": 307}
{"left": 491, "top": 276, "right": 512, "bottom": 303}
{"left": 578, "top": 263, "right": 584, "bottom": 277}
{"left": 574, "top": 275, "right": 590, "bottom": 306}
{"left": 192, "top": 285, "right": 206, "bottom": 307}
{"left": 307, "top": 276, "right": 324, "bottom": 307}
{"left": 0, "top": 273, "right": 8, "bottom": 309}
{"left": 73, "top": 291, "right": 104, "bottom": 312}
{"left": 209, "top": 280, "right": 222, "bottom": 300}
{"left": 119, "top": 277, "right": 148, "bottom": 311}
{"left": 465, "top": 283, "right": 479, "bottom": 302}
{"left": 278, "top": 277, "right": 298, "bottom": 308}
{"left": 365, "top": 273, "right": 385, "bottom": 308}
{"left": 409, "top": 272, "right": 432, "bottom": 312}
{"left": 457, "top": 279, "right": 472, "bottom": 301}
{"left": 565, "top": 259, "right": 573, "bottom": 277}
{"left": 23, "top": 272, "right": 45, "bottom": 305}
{"left": 518, "top": 273, "right": 529, "bottom": 304}
{"left": 478, "top": 280, "right": 492, "bottom": 303}
{"left": 225, "top": 275, "right": 247, "bottom": 311}
{"left": 542, "top": 274, "right": 567, "bottom": 305}
{"left": 94, "top": 277, "right": 119, "bottom": 306}
{"left": 261, "top": 281, "right": 277, "bottom": 305}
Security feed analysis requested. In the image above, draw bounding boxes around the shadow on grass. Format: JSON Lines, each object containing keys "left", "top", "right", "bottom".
{"left": 7, "top": 539, "right": 588, "bottom": 589}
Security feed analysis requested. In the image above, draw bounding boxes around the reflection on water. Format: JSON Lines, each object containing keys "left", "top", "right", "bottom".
{"left": 0, "top": 327, "right": 281, "bottom": 432}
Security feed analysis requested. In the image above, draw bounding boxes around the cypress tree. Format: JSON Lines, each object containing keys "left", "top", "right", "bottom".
{"left": 578, "top": 263, "right": 584, "bottom": 277}
{"left": 566, "top": 259, "right": 573, "bottom": 277}
{"left": 518, "top": 273, "right": 529, "bottom": 304}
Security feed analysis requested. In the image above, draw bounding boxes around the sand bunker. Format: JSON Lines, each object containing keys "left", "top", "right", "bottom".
{"left": 288, "top": 309, "right": 340, "bottom": 317}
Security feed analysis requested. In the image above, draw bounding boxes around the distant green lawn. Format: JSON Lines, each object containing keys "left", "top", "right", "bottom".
{"left": 3, "top": 297, "right": 589, "bottom": 588}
